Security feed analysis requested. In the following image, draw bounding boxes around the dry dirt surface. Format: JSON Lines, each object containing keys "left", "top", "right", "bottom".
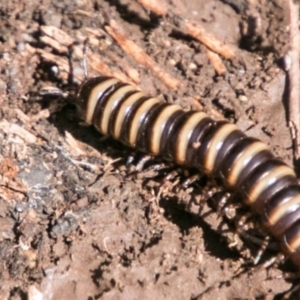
{"left": 1, "top": 0, "right": 300, "bottom": 299}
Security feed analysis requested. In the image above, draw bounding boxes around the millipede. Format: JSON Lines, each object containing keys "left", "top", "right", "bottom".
{"left": 75, "top": 75, "right": 300, "bottom": 268}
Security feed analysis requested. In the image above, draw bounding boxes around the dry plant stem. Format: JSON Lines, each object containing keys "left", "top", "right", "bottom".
{"left": 85, "top": 51, "right": 133, "bottom": 84}
{"left": 206, "top": 49, "right": 227, "bottom": 75}
{"left": 39, "top": 26, "right": 132, "bottom": 84}
{"left": 0, "top": 120, "right": 37, "bottom": 144}
{"left": 105, "top": 20, "right": 181, "bottom": 89}
{"left": 182, "top": 20, "right": 236, "bottom": 60}
{"left": 38, "top": 47, "right": 132, "bottom": 85}
{"left": 40, "top": 25, "right": 75, "bottom": 46}
{"left": 287, "top": 0, "right": 300, "bottom": 159}
{"left": 136, "top": 0, "right": 167, "bottom": 15}
{"left": 34, "top": 31, "right": 132, "bottom": 84}
{"left": 137, "top": 0, "right": 237, "bottom": 62}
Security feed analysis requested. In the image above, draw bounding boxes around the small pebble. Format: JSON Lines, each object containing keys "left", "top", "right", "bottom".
{"left": 238, "top": 95, "right": 248, "bottom": 102}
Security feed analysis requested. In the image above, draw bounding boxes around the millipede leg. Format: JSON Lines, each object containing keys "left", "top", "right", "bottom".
{"left": 264, "top": 252, "right": 285, "bottom": 271}
{"left": 182, "top": 173, "right": 203, "bottom": 188}
{"left": 135, "top": 155, "right": 154, "bottom": 171}
{"left": 127, "top": 153, "right": 169, "bottom": 172}
{"left": 163, "top": 169, "right": 180, "bottom": 182}
{"left": 82, "top": 38, "right": 89, "bottom": 80}
{"left": 216, "top": 192, "right": 231, "bottom": 215}
{"left": 235, "top": 211, "right": 254, "bottom": 231}
{"left": 126, "top": 153, "right": 153, "bottom": 170}
{"left": 253, "top": 235, "right": 271, "bottom": 265}
{"left": 126, "top": 153, "right": 137, "bottom": 166}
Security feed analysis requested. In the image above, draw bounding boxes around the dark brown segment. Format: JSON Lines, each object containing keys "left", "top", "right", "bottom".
{"left": 234, "top": 150, "right": 274, "bottom": 188}
{"left": 212, "top": 129, "right": 246, "bottom": 173}
{"left": 91, "top": 82, "right": 127, "bottom": 129}
{"left": 269, "top": 207, "right": 300, "bottom": 239}
{"left": 241, "top": 159, "right": 288, "bottom": 202}
{"left": 135, "top": 103, "right": 169, "bottom": 153}
{"left": 186, "top": 117, "right": 214, "bottom": 167}
{"left": 162, "top": 111, "right": 213, "bottom": 165}
{"left": 195, "top": 121, "right": 229, "bottom": 170}
{"left": 116, "top": 96, "right": 153, "bottom": 145}
{"left": 159, "top": 110, "right": 186, "bottom": 158}
{"left": 282, "top": 219, "right": 300, "bottom": 253}
{"left": 107, "top": 93, "right": 148, "bottom": 141}
{"left": 76, "top": 76, "right": 112, "bottom": 114}
{"left": 252, "top": 177, "right": 298, "bottom": 213}
{"left": 289, "top": 248, "right": 300, "bottom": 267}
{"left": 219, "top": 137, "right": 261, "bottom": 183}
{"left": 162, "top": 111, "right": 194, "bottom": 161}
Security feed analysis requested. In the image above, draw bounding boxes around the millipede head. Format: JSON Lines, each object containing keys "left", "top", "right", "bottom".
{"left": 75, "top": 76, "right": 115, "bottom": 124}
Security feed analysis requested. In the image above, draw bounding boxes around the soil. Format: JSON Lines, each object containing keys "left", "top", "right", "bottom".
{"left": 0, "top": 0, "right": 299, "bottom": 299}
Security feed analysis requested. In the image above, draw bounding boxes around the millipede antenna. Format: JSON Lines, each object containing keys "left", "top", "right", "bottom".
{"left": 82, "top": 38, "right": 89, "bottom": 80}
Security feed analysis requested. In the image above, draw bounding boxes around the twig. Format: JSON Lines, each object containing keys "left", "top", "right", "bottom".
{"left": 136, "top": 0, "right": 237, "bottom": 62}
{"left": 136, "top": 0, "right": 167, "bottom": 16}
{"left": 179, "top": 19, "right": 237, "bottom": 60}
{"left": 286, "top": 0, "right": 300, "bottom": 159}
{"left": 86, "top": 50, "right": 133, "bottom": 84}
{"left": 105, "top": 20, "right": 181, "bottom": 89}
{"left": 0, "top": 119, "right": 37, "bottom": 144}
{"left": 38, "top": 26, "right": 135, "bottom": 85}
{"left": 206, "top": 49, "right": 227, "bottom": 75}
{"left": 40, "top": 25, "right": 75, "bottom": 47}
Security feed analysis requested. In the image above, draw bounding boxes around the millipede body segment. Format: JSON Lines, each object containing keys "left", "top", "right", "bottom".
{"left": 76, "top": 76, "right": 300, "bottom": 268}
